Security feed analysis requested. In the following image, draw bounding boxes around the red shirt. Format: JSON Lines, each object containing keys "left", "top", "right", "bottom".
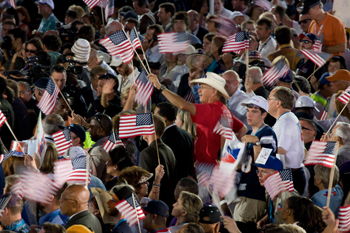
{"left": 191, "top": 101, "right": 244, "bottom": 164}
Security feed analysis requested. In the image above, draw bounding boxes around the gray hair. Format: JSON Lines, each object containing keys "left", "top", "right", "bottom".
{"left": 17, "top": 81, "right": 31, "bottom": 92}
{"left": 335, "top": 122, "right": 350, "bottom": 144}
{"left": 43, "top": 114, "right": 64, "bottom": 135}
{"left": 223, "top": 70, "right": 242, "bottom": 83}
{"left": 314, "top": 164, "right": 339, "bottom": 188}
{"left": 34, "top": 86, "right": 45, "bottom": 95}
{"left": 248, "top": 67, "right": 263, "bottom": 84}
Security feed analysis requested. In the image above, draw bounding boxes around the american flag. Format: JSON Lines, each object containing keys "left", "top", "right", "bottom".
{"left": 319, "top": 110, "right": 328, "bottom": 120}
{"left": 129, "top": 28, "right": 141, "bottom": 49}
{"left": 7, "top": 0, "right": 15, "bottom": 8}
{"left": 135, "top": 70, "right": 154, "bottom": 106}
{"left": 263, "top": 169, "right": 294, "bottom": 200}
{"left": 36, "top": 78, "right": 60, "bottom": 115}
{"left": 115, "top": 194, "right": 145, "bottom": 227}
{"left": 254, "top": 0, "right": 271, "bottom": 11}
{"left": 0, "top": 193, "right": 12, "bottom": 218}
{"left": 210, "top": 14, "right": 237, "bottom": 37}
{"left": 36, "top": 112, "right": 46, "bottom": 166}
{"left": 300, "top": 50, "right": 331, "bottom": 67}
{"left": 338, "top": 205, "right": 350, "bottom": 232}
{"left": 53, "top": 159, "right": 74, "bottom": 187}
{"left": 99, "top": 30, "right": 134, "bottom": 63}
{"left": 67, "top": 156, "right": 91, "bottom": 185}
{"left": 0, "top": 110, "right": 7, "bottom": 128}
{"left": 247, "top": 51, "right": 263, "bottom": 59}
{"left": 209, "top": 163, "right": 236, "bottom": 197}
{"left": 195, "top": 162, "right": 214, "bottom": 187}
{"left": 336, "top": 87, "right": 350, "bottom": 105}
{"left": 312, "top": 33, "right": 324, "bottom": 52}
{"left": 52, "top": 128, "right": 72, "bottom": 156}
{"left": 10, "top": 181, "right": 22, "bottom": 199}
{"left": 83, "top": 0, "right": 101, "bottom": 9}
{"left": 304, "top": 141, "right": 337, "bottom": 168}
{"left": 0, "top": 150, "right": 15, "bottom": 164}
{"left": 262, "top": 59, "right": 290, "bottom": 88}
{"left": 103, "top": 131, "right": 124, "bottom": 153}
{"left": 101, "top": 0, "right": 114, "bottom": 22}
{"left": 158, "top": 32, "right": 189, "bottom": 53}
{"left": 184, "top": 91, "right": 195, "bottom": 103}
{"left": 213, "top": 121, "right": 234, "bottom": 140}
{"left": 119, "top": 113, "right": 155, "bottom": 139}
{"left": 222, "top": 31, "right": 249, "bottom": 54}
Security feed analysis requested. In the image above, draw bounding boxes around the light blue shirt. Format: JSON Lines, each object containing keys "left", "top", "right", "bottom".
{"left": 38, "top": 13, "right": 60, "bottom": 34}
{"left": 311, "top": 184, "right": 343, "bottom": 218}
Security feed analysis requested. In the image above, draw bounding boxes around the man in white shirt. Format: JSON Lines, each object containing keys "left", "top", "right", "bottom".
{"left": 256, "top": 17, "right": 277, "bottom": 58}
{"left": 214, "top": 0, "right": 233, "bottom": 18}
{"left": 223, "top": 70, "right": 249, "bottom": 126}
{"left": 113, "top": 58, "right": 140, "bottom": 93}
{"left": 267, "top": 86, "right": 305, "bottom": 195}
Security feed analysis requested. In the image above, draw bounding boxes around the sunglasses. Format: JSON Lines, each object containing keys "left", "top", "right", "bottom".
{"left": 25, "top": 49, "right": 37, "bottom": 53}
{"left": 298, "top": 19, "right": 311, "bottom": 25}
{"left": 94, "top": 113, "right": 104, "bottom": 129}
{"left": 300, "top": 40, "right": 313, "bottom": 44}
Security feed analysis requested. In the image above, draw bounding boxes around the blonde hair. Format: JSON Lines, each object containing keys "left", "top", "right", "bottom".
{"left": 68, "top": 5, "right": 85, "bottom": 19}
{"left": 177, "top": 109, "right": 196, "bottom": 140}
{"left": 180, "top": 191, "right": 203, "bottom": 223}
{"left": 40, "top": 142, "right": 59, "bottom": 174}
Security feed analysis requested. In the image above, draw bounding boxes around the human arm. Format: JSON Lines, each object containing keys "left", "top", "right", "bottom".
{"left": 257, "top": 214, "right": 268, "bottom": 230}
{"left": 221, "top": 216, "right": 241, "bottom": 233}
{"left": 122, "top": 84, "right": 137, "bottom": 111}
{"left": 235, "top": 124, "right": 247, "bottom": 140}
{"left": 148, "top": 165, "right": 165, "bottom": 200}
{"left": 148, "top": 73, "right": 197, "bottom": 116}
{"left": 101, "top": 79, "right": 116, "bottom": 108}
{"left": 322, "top": 207, "right": 339, "bottom": 233}
{"left": 241, "top": 135, "right": 262, "bottom": 161}
{"left": 323, "top": 43, "right": 346, "bottom": 54}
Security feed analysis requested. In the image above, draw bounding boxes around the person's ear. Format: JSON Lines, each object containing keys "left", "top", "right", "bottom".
{"left": 214, "top": 222, "right": 220, "bottom": 232}
{"left": 287, "top": 208, "right": 292, "bottom": 216}
{"left": 181, "top": 209, "right": 187, "bottom": 217}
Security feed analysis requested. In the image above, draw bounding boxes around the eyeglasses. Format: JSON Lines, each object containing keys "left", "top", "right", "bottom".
{"left": 301, "top": 126, "right": 313, "bottom": 131}
{"left": 267, "top": 97, "right": 279, "bottom": 101}
{"left": 300, "top": 40, "right": 313, "bottom": 44}
{"left": 25, "top": 49, "right": 37, "bottom": 54}
{"left": 94, "top": 113, "right": 104, "bottom": 129}
{"left": 298, "top": 19, "right": 311, "bottom": 25}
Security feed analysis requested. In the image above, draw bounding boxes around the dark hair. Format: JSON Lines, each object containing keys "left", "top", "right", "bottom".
{"left": 6, "top": 79, "right": 18, "bottom": 96}
{"left": 109, "top": 146, "right": 134, "bottom": 170}
{"left": 4, "top": 86, "right": 15, "bottom": 104}
{"left": 98, "top": 73, "right": 119, "bottom": 93}
{"left": 4, "top": 8, "right": 19, "bottom": 26}
{"left": 178, "top": 177, "right": 199, "bottom": 195}
{"left": 3, "top": 21, "right": 15, "bottom": 28}
{"left": 42, "top": 222, "right": 66, "bottom": 233}
{"left": 275, "top": 26, "right": 291, "bottom": 45}
{"left": 25, "top": 38, "right": 44, "bottom": 51}
{"left": 247, "top": 104, "right": 266, "bottom": 115}
{"left": 182, "top": 223, "right": 204, "bottom": 233}
{"left": 118, "top": 6, "right": 134, "bottom": 13}
{"left": 91, "top": 66, "right": 109, "bottom": 80}
{"left": 173, "top": 11, "right": 189, "bottom": 26}
{"left": 42, "top": 34, "right": 62, "bottom": 52}
{"left": 191, "top": 0, "right": 208, "bottom": 13}
{"left": 159, "top": 2, "right": 175, "bottom": 17}
{"left": 204, "top": 33, "right": 215, "bottom": 42}
{"left": 8, "top": 28, "right": 26, "bottom": 43}
{"left": 82, "top": 13, "right": 96, "bottom": 26}
{"left": 78, "top": 25, "right": 95, "bottom": 42}
{"left": 205, "top": 15, "right": 219, "bottom": 28}
{"left": 66, "top": 10, "right": 77, "bottom": 19}
{"left": 126, "top": 18, "right": 139, "bottom": 30}
{"left": 153, "top": 114, "right": 166, "bottom": 136}
{"left": 96, "top": 113, "right": 113, "bottom": 135}
{"left": 71, "top": 20, "right": 85, "bottom": 30}
{"left": 36, "top": 51, "right": 52, "bottom": 66}
{"left": 256, "top": 17, "right": 273, "bottom": 31}
{"left": 148, "top": 24, "right": 164, "bottom": 38}
{"left": 273, "top": 5, "right": 286, "bottom": 21}
{"left": 0, "top": 77, "right": 7, "bottom": 96}
{"left": 293, "top": 75, "right": 311, "bottom": 94}
{"left": 156, "top": 102, "right": 177, "bottom": 122}
{"left": 51, "top": 65, "right": 66, "bottom": 75}
{"left": 133, "top": 0, "right": 149, "bottom": 8}
{"left": 286, "top": 196, "right": 326, "bottom": 233}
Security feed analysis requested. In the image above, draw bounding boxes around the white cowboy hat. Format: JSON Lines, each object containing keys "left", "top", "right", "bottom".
{"left": 190, "top": 72, "right": 230, "bottom": 100}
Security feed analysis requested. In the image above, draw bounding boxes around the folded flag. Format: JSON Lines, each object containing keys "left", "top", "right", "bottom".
{"left": 115, "top": 194, "right": 145, "bottom": 227}
{"left": 222, "top": 31, "right": 249, "bottom": 54}
{"left": 300, "top": 50, "right": 331, "bottom": 67}
{"left": 103, "top": 131, "right": 124, "bottom": 153}
{"left": 262, "top": 59, "right": 290, "bottom": 88}
{"left": 36, "top": 78, "right": 60, "bottom": 115}
{"left": 99, "top": 30, "right": 134, "bottom": 63}
{"left": 304, "top": 141, "right": 337, "bottom": 168}
{"left": 158, "top": 32, "right": 189, "bottom": 53}
{"left": 264, "top": 169, "right": 294, "bottom": 200}
{"left": 336, "top": 86, "right": 350, "bottom": 105}
{"left": 135, "top": 70, "right": 154, "bottom": 106}
{"left": 195, "top": 162, "right": 215, "bottom": 187}
{"left": 0, "top": 110, "right": 6, "bottom": 128}
{"left": 52, "top": 128, "right": 72, "bottom": 156}
{"left": 119, "top": 113, "right": 155, "bottom": 139}
{"left": 338, "top": 204, "right": 350, "bottom": 232}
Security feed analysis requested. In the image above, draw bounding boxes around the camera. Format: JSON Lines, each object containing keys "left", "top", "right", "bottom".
{"left": 56, "top": 23, "right": 78, "bottom": 44}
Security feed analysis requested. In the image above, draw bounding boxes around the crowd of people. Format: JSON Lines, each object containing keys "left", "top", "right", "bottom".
{"left": 0, "top": 0, "right": 349, "bottom": 232}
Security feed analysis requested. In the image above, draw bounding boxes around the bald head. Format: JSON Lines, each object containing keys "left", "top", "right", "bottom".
{"left": 106, "top": 21, "right": 124, "bottom": 37}
{"left": 222, "top": 70, "right": 241, "bottom": 97}
{"left": 60, "top": 185, "right": 89, "bottom": 216}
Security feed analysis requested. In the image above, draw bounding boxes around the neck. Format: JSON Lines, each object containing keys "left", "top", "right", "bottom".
{"left": 283, "top": 17, "right": 291, "bottom": 26}
{"left": 318, "top": 89, "right": 331, "bottom": 99}
{"left": 212, "top": 52, "right": 220, "bottom": 60}
{"left": 146, "top": 135, "right": 158, "bottom": 145}
{"left": 275, "top": 108, "right": 290, "bottom": 119}
{"left": 260, "top": 36, "right": 270, "bottom": 44}
{"left": 175, "top": 216, "right": 186, "bottom": 225}
{"left": 15, "top": 45, "right": 22, "bottom": 52}
{"left": 315, "top": 11, "right": 326, "bottom": 24}
{"left": 285, "top": 216, "right": 296, "bottom": 224}
{"left": 44, "top": 204, "right": 60, "bottom": 214}
{"left": 137, "top": 193, "right": 143, "bottom": 202}
{"left": 152, "top": 225, "right": 166, "bottom": 232}
{"left": 162, "top": 19, "right": 170, "bottom": 28}
{"left": 42, "top": 12, "right": 51, "bottom": 19}
{"left": 252, "top": 83, "right": 263, "bottom": 91}
{"left": 5, "top": 215, "right": 22, "bottom": 227}
{"left": 114, "top": 213, "right": 122, "bottom": 224}
{"left": 251, "top": 121, "right": 264, "bottom": 134}
{"left": 168, "top": 62, "right": 177, "bottom": 71}
{"left": 165, "top": 120, "right": 173, "bottom": 127}
{"left": 71, "top": 209, "right": 87, "bottom": 217}
{"left": 112, "top": 170, "right": 120, "bottom": 177}
{"left": 125, "top": 68, "right": 133, "bottom": 78}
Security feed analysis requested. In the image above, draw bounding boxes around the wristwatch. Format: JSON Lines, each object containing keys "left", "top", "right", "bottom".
{"left": 254, "top": 141, "right": 261, "bottom": 146}
{"left": 159, "top": 85, "right": 166, "bottom": 92}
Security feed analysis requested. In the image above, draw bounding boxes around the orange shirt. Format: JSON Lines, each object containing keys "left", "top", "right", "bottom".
{"left": 308, "top": 12, "right": 346, "bottom": 56}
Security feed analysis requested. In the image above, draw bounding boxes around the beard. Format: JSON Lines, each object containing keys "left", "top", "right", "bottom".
{"left": 109, "top": 207, "right": 120, "bottom": 217}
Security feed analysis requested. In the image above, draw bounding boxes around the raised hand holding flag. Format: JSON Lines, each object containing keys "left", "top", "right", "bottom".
{"left": 304, "top": 141, "right": 337, "bottom": 168}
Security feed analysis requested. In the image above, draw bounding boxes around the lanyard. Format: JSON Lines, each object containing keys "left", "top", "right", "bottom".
{"left": 314, "top": 24, "right": 324, "bottom": 37}
{"left": 251, "top": 122, "right": 266, "bottom": 136}
{"left": 9, "top": 219, "right": 25, "bottom": 231}
{"left": 258, "top": 36, "right": 271, "bottom": 52}
{"left": 276, "top": 111, "right": 290, "bottom": 123}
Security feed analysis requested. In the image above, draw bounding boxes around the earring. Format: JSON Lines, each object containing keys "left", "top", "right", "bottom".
{"left": 152, "top": 220, "right": 155, "bottom": 224}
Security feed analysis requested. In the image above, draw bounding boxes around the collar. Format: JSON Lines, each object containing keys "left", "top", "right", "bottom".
{"left": 4, "top": 219, "right": 25, "bottom": 231}
{"left": 69, "top": 209, "right": 87, "bottom": 220}
{"left": 164, "top": 123, "right": 176, "bottom": 133}
{"left": 92, "top": 136, "right": 109, "bottom": 147}
{"left": 192, "top": 26, "right": 199, "bottom": 36}
{"left": 259, "top": 36, "right": 272, "bottom": 45}
{"left": 152, "top": 228, "right": 169, "bottom": 233}
{"left": 42, "top": 13, "right": 54, "bottom": 22}
{"left": 279, "top": 44, "right": 292, "bottom": 49}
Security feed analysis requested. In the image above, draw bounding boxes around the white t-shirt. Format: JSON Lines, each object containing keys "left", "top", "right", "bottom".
{"left": 273, "top": 111, "right": 304, "bottom": 169}
{"left": 258, "top": 36, "right": 277, "bottom": 58}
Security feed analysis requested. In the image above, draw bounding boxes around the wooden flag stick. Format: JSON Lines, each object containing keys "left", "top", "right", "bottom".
{"left": 100, "top": 2, "right": 104, "bottom": 26}
{"left": 306, "top": 66, "right": 322, "bottom": 80}
{"left": 122, "top": 29, "right": 150, "bottom": 75}
{"left": 151, "top": 114, "right": 160, "bottom": 165}
{"left": 131, "top": 60, "right": 136, "bottom": 84}
{"left": 326, "top": 142, "right": 340, "bottom": 207}
{"left": 4, "top": 120, "right": 24, "bottom": 153}
{"left": 133, "top": 26, "right": 151, "bottom": 73}
{"left": 85, "top": 154, "right": 90, "bottom": 187}
{"left": 52, "top": 78, "right": 74, "bottom": 113}
{"left": 245, "top": 48, "right": 249, "bottom": 78}
{"left": 325, "top": 98, "right": 350, "bottom": 135}
{"left": 132, "top": 193, "right": 142, "bottom": 233}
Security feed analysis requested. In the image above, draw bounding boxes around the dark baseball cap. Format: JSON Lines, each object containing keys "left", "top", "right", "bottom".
{"left": 34, "top": 77, "right": 49, "bottom": 88}
{"left": 278, "top": 69, "right": 294, "bottom": 83}
{"left": 199, "top": 205, "right": 221, "bottom": 224}
{"left": 122, "top": 11, "right": 138, "bottom": 21}
{"left": 300, "top": 0, "right": 321, "bottom": 14}
{"left": 68, "top": 124, "right": 86, "bottom": 142}
{"left": 253, "top": 156, "right": 283, "bottom": 171}
{"left": 143, "top": 200, "right": 169, "bottom": 217}
{"left": 299, "top": 33, "right": 318, "bottom": 43}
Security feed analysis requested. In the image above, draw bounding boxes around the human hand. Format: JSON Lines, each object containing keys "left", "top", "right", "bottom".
{"left": 25, "top": 153, "right": 38, "bottom": 170}
{"left": 161, "top": 78, "right": 172, "bottom": 88}
{"left": 154, "top": 164, "right": 165, "bottom": 184}
{"left": 148, "top": 73, "right": 162, "bottom": 89}
{"left": 102, "top": 79, "right": 116, "bottom": 94}
{"left": 128, "top": 84, "right": 138, "bottom": 100}
{"left": 322, "top": 207, "right": 336, "bottom": 226}
{"left": 320, "top": 133, "right": 330, "bottom": 142}
{"left": 245, "top": 74, "right": 253, "bottom": 94}
{"left": 310, "top": 76, "right": 318, "bottom": 92}
{"left": 142, "top": 38, "right": 153, "bottom": 51}
{"left": 100, "top": 25, "right": 106, "bottom": 38}
{"left": 221, "top": 216, "right": 241, "bottom": 233}
{"left": 241, "top": 135, "right": 259, "bottom": 145}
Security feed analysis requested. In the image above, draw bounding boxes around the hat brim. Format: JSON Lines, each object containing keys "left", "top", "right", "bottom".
{"left": 326, "top": 75, "right": 340, "bottom": 82}
{"left": 90, "top": 188, "right": 115, "bottom": 224}
{"left": 300, "top": 6, "right": 309, "bottom": 14}
{"left": 185, "top": 53, "right": 213, "bottom": 70}
{"left": 190, "top": 78, "right": 230, "bottom": 100}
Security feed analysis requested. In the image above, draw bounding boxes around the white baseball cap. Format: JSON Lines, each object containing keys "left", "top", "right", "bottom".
{"left": 110, "top": 56, "right": 123, "bottom": 67}
{"left": 36, "top": 0, "right": 54, "bottom": 10}
{"left": 295, "top": 96, "right": 319, "bottom": 112}
{"left": 230, "top": 11, "right": 244, "bottom": 20}
{"left": 241, "top": 96, "right": 269, "bottom": 112}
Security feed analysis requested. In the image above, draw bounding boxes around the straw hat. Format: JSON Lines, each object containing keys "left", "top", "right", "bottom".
{"left": 190, "top": 72, "right": 230, "bottom": 100}
{"left": 90, "top": 188, "right": 116, "bottom": 225}
{"left": 185, "top": 50, "right": 213, "bottom": 69}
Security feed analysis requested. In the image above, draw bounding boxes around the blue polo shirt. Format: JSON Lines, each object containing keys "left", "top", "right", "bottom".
{"left": 38, "top": 13, "right": 60, "bottom": 34}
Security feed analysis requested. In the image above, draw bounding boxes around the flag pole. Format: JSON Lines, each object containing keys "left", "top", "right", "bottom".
{"left": 151, "top": 113, "right": 160, "bottom": 165}
{"left": 51, "top": 78, "right": 74, "bottom": 113}
{"left": 4, "top": 120, "right": 24, "bottom": 153}
{"left": 112, "top": 128, "right": 118, "bottom": 148}
{"left": 100, "top": 2, "right": 104, "bottom": 26}
{"left": 131, "top": 193, "right": 142, "bottom": 233}
{"left": 306, "top": 66, "right": 322, "bottom": 80}
{"left": 122, "top": 29, "right": 150, "bottom": 75}
{"left": 325, "top": 98, "right": 350, "bottom": 135}
{"left": 245, "top": 48, "right": 249, "bottom": 79}
{"left": 85, "top": 154, "right": 90, "bottom": 188}
{"left": 133, "top": 26, "right": 151, "bottom": 73}
{"left": 326, "top": 142, "right": 340, "bottom": 207}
